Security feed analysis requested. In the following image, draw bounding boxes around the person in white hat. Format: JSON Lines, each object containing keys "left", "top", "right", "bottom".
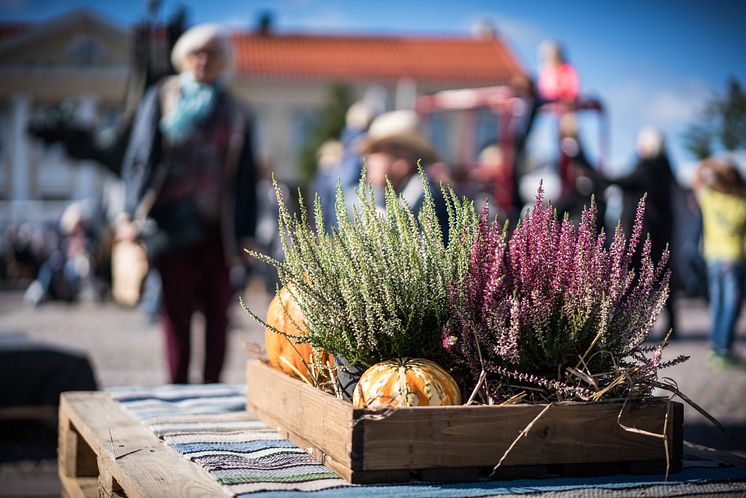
{"left": 122, "top": 24, "right": 258, "bottom": 384}
{"left": 359, "top": 110, "right": 448, "bottom": 235}
{"left": 360, "top": 110, "right": 436, "bottom": 188}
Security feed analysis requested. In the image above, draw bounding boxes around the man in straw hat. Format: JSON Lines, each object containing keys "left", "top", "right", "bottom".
{"left": 359, "top": 110, "right": 448, "bottom": 237}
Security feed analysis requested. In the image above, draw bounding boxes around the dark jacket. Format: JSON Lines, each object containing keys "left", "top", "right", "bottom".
{"left": 613, "top": 154, "right": 676, "bottom": 259}
{"left": 122, "top": 77, "right": 257, "bottom": 264}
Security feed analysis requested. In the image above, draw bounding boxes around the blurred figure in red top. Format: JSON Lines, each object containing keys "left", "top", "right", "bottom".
{"left": 538, "top": 40, "right": 580, "bottom": 104}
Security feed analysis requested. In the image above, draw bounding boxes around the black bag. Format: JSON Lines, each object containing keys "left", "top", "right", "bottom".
{"left": 139, "top": 202, "right": 206, "bottom": 261}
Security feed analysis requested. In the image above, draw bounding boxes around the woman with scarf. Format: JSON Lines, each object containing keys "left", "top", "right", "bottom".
{"left": 122, "top": 24, "right": 257, "bottom": 384}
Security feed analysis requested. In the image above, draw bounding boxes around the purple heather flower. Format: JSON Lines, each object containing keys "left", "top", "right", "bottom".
{"left": 443, "top": 335, "right": 458, "bottom": 348}
{"left": 445, "top": 187, "right": 678, "bottom": 402}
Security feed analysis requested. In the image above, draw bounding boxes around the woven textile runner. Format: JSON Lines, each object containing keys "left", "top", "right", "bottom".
{"left": 109, "top": 384, "right": 746, "bottom": 497}
{"left": 109, "top": 384, "right": 349, "bottom": 495}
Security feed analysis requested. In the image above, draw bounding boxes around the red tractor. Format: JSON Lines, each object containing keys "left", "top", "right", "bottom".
{"left": 416, "top": 85, "right": 609, "bottom": 220}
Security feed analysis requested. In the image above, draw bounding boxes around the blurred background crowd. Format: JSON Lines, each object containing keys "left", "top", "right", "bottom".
{"left": 0, "top": 1, "right": 744, "bottom": 376}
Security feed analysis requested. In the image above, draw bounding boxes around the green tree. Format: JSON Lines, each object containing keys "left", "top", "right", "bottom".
{"left": 719, "top": 78, "right": 746, "bottom": 151}
{"left": 683, "top": 77, "right": 746, "bottom": 160}
{"left": 681, "top": 122, "right": 714, "bottom": 160}
{"left": 297, "top": 83, "right": 352, "bottom": 183}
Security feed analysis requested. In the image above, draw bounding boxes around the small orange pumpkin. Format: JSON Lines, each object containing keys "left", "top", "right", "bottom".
{"left": 265, "top": 284, "right": 330, "bottom": 378}
{"left": 352, "top": 358, "right": 462, "bottom": 408}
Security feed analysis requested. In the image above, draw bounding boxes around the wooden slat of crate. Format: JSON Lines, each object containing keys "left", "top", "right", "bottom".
{"left": 58, "top": 392, "right": 225, "bottom": 498}
{"left": 245, "top": 359, "right": 684, "bottom": 484}
{"left": 245, "top": 358, "right": 356, "bottom": 477}
{"left": 360, "top": 400, "right": 681, "bottom": 469}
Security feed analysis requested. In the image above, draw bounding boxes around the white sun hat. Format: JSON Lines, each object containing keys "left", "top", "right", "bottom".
{"left": 359, "top": 110, "right": 437, "bottom": 163}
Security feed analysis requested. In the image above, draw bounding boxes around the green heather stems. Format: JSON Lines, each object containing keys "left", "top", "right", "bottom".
{"left": 244, "top": 168, "right": 477, "bottom": 368}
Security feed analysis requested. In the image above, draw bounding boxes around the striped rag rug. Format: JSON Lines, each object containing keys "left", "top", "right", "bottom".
{"left": 109, "top": 384, "right": 746, "bottom": 498}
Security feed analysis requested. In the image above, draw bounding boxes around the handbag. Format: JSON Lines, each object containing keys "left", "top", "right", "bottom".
{"left": 138, "top": 201, "right": 206, "bottom": 261}
{"left": 111, "top": 238, "right": 149, "bottom": 306}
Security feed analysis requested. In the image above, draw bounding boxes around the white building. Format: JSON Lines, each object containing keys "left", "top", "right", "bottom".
{"left": 0, "top": 10, "right": 130, "bottom": 226}
{"left": 0, "top": 9, "right": 523, "bottom": 227}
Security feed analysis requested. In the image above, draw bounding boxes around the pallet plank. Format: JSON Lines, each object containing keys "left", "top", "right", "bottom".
{"left": 58, "top": 472, "right": 98, "bottom": 498}
{"left": 59, "top": 410, "right": 98, "bottom": 479}
{"left": 59, "top": 392, "right": 224, "bottom": 498}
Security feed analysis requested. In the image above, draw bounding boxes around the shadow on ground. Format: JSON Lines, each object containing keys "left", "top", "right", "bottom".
{"left": 0, "top": 418, "right": 57, "bottom": 463}
{"left": 684, "top": 423, "right": 746, "bottom": 452}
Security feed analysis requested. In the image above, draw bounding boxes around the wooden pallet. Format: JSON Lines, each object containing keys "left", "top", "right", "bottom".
{"left": 58, "top": 392, "right": 225, "bottom": 498}
{"left": 246, "top": 359, "right": 684, "bottom": 484}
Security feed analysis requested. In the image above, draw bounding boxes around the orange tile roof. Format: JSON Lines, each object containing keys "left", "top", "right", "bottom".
{"left": 231, "top": 32, "right": 524, "bottom": 84}
{"left": 0, "top": 16, "right": 524, "bottom": 85}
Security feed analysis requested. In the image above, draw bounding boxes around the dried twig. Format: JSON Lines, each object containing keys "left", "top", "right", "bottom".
{"left": 466, "top": 370, "right": 487, "bottom": 405}
{"left": 565, "top": 366, "right": 599, "bottom": 390}
{"left": 278, "top": 355, "right": 312, "bottom": 386}
{"left": 352, "top": 407, "right": 397, "bottom": 425}
{"left": 616, "top": 397, "right": 671, "bottom": 480}
{"left": 490, "top": 403, "right": 552, "bottom": 477}
{"left": 653, "top": 379, "right": 746, "bottom": 449}
{"left": 327, "top": 364, "right": 342, "bottom": 399}
{"left": 498, "top": 392, "right": 527, "bottom": 405}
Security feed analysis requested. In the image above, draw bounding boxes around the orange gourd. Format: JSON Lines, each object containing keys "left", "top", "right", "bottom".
{"left": 264, "top": 284, "right": 330, "bottom": 378}
{"left": 352, "top": 358, "right": 462, "bottom": 408}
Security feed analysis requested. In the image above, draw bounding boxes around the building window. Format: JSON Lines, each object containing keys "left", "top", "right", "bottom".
{"left": 290, "top": 107, "right": 321, "bottom": 180}
{"left": 426, "top": 111, "right": 453, "bottom": 164}
{"left": 252, "top": 105, "right": 269, "bottom": 162}
{"left": 0, "top": 105, "right": 8, "bottom": 199}
{"left": 474, "top": 108, "right": 500, "bottom": 158}
{"left": 27, "top": 103, "right": 74, "bottom": 200}
{"left": 66, "top": 35, "right": 105, "bottom": 66}
{"left": 291, "top": 108, "right": 319, "bottom": 157}
{"left": 33, "top": 142, "right": 74, "bottom": 200}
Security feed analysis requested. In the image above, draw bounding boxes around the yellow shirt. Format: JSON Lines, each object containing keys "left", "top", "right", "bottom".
{"left": 699, "top": 187, "right": 746, "bottom": 262}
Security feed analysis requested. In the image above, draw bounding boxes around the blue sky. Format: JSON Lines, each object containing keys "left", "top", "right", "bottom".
{"left": 2, "top": 0, "right": 745, "bottom": 178}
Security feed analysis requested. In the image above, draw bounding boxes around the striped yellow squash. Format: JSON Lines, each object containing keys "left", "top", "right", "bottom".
{"left": 352, "top": 358, "right": 461, "bottom": 408}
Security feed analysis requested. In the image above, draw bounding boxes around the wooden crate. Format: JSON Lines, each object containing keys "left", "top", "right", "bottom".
{"left": 245, "top": 359, "right": 683, "bottom": 484}
{"left": 58, "top": 392, "right": 225, "bottom": 498}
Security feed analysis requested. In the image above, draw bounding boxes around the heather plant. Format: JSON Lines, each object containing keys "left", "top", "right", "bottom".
{"left": 442, "top": 186, "right": 688, "bottom": 403}
{"left": 243, "top": 169, "right": 477, "bottom": 369}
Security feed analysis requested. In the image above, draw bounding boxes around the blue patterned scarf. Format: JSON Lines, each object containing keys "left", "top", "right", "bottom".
{"left": 160, "top": 72, "right": 221, "bottom": 143}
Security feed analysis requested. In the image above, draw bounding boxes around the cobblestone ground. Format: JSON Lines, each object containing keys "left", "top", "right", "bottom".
{"left": 1, "top": 284, "right": 745, "bottom": 496}
{"left": 0, "top": 279, "right": 271, "bottom": 388}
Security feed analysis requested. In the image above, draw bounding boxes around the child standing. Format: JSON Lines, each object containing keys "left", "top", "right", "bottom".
{"left": 694, "top": 157, "right": 746, "bottom": 369}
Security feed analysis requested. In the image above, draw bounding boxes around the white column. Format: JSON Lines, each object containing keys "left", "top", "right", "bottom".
{"left": 395, "top": 77, "right": 417, "bottom": 111}
{"left": 74, "top": 94, "right": 100, "bottom": 200}
{"left": 364, "top": 85, "right": 388, "bottom": 116}
{"left": 10, "top": 93, "right": 32, "bottom": 202}
{"left": 271, "top": 105, "right": 293, "bottom": 180}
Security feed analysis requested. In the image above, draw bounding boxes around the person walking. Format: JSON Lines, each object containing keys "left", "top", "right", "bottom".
{"left": 611, "top": 127, "right": 679, "bottom": 337}
{"left": 693, "top": 156, "right": 746, "bottom": 369}
{"left": 122, "top": 24, "right": 258, "bottom": 384}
